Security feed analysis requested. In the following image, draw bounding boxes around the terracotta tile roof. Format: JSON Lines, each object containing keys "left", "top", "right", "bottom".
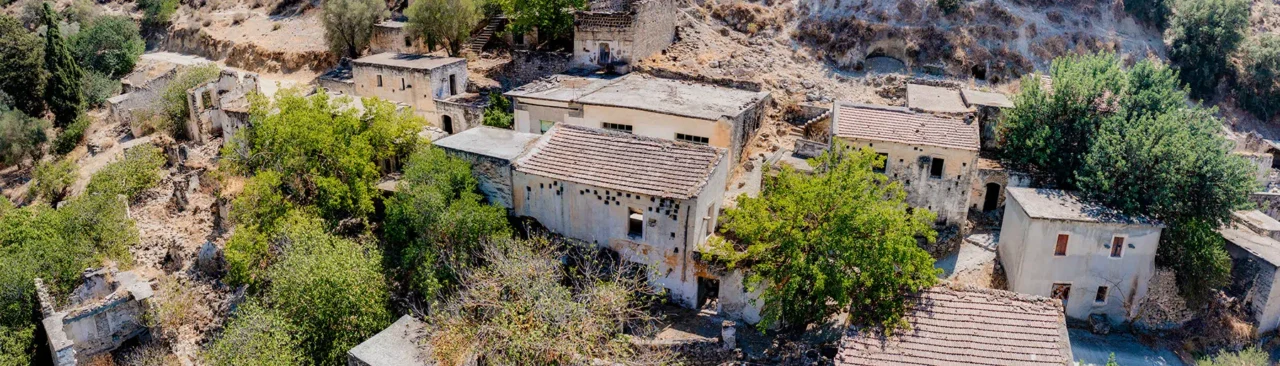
{"left": 575, "top": 11, "right": 634, "bottom": 29}
{"left": 836, "top": 284, "right": 1073, "bottom": 366}
{"left": 832, "top": 102, "right": 980, "bottom": 151}
{"left": 514, "top": 124, "right": 724, "bottom": 199}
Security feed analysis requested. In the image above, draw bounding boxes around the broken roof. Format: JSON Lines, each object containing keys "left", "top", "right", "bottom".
{"left": 433, "top": 126, "right": 541, "bottom": 161}
{"left": 832, "top": 102, "right": 980, "bottom": 151}
{"left": 1221, "top": 226, "right": 1280, "bottom": 266}
{"left": 906, "top": 84, "right": 971, "bottom": 114}
{"left": 835, "top": 284, "right": 1072, "bottom": 366}
{"left": 961, "top": 88, "right": 1014, "bottom": 108}
{"left": 506, "top": 73, "right": 768, "bottom": 121}
{"left": 347, "top": 315, "right": 434, "bottom": 366}
{"left": 1005, "top": 188, "right": 1161, "bottom": 226}
{"left": 352, "top": 52, "right": 465, "bottom": 71}
{"left": 575, "top": 11, "right": 634, "bottom": 28}
{"left": 1233, "top": 210, "right": 1280, "bottom": 235}
{"left": 514, "top": 124, "right": 725, "bottom": 199}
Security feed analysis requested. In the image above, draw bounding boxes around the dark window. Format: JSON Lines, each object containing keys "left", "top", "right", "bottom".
{"left": 603, "top": 122, "right": 633, "bottom": 133}
{"left": 873, "top": 152, "right": 889, "bottom": 173}
{"left": 376, "top": 75, "right": 383, "bottom": 87}
{"left": 1054, "top": 234, "right": 1069, "bottom": 256}
{"left": 676, "top": 133, "right": 709, "bottom": 145}
{"left": 513, "top": 32, "right": 525, "bottom": 45}
{"left": 628, "top": 209, "right": 643, "bottom": 238}
{"left": 449, "top": 74, "right": 457, "bottom": 96}
{"left": 1110, "top": 236, "right": 1124, "bottom": 258}
{"left": 404, "top": 36, "right": 411, "bottom": 47}
{"left": 929, "top": 157, "right": 945, "bottom": 179}
{"left": 1051, "top": 283, "right": 1071, "bottom": 306}
{"left": 401, "top": 78, "right": 406, "bottom": 91}
{"left": 1095, "top": 286, "right": 1108, "bottom": 303}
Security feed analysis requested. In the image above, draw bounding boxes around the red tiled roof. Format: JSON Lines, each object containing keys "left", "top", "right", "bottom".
{"left": 832, "top": 102, "right": 980, "bottom": 151}
{"left": 514, "top": 124, "right": 724, "bottom": 199}
{"left": 836, "top": 284, "right": 1072, "bottom": 366}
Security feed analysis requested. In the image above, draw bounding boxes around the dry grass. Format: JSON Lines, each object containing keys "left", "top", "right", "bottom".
{"left": 146, "top": 275, "right": 201, "bottom": 342}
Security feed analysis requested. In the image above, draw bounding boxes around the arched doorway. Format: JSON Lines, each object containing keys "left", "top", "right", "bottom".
{"left": 983, "top": 183, "right": 1001, "bottom": 212}
{"left": 442, "top": 115, "right": 454, "bottom": 134}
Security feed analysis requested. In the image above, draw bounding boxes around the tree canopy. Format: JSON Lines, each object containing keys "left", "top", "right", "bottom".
{"left": 405, "top": 0, "right": 479, "bottom": 56}
{"left": 494, "top": 0, "right": 584, "bottom": 42}
{"left": 0, "top": 14, "right": 46, "bottom": 118}
{"left": 0, "top": 106, "right": 48, "bottom": 168}
{"left": 482, "top": 93, "right": 513, "bottom": 129}
{"left": 705, "top": 145, "right": 940, "bottom": 331}
{"left": 1236, "top": 34, "right": 1280, "bottom": 121}
{"left": 1167, "top": 0, "right": 1249, "bottom": 98}
{"left": 42, "top": 2, "right": 85, "bottom": 128}
{"left": 321, "top": 0, "right": 386, "bottom": 58}
{"left": 71, "top": 15, "right": 145, "bottom": 79}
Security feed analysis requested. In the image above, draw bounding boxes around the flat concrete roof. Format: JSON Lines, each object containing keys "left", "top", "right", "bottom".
{"left": 1006, "top": 188, "right": 1161, "bottom": 226}
{"left": 347, "top": 315, "right": 433, "bottom": 366}
{"left": 906, "top": 84, "right": 971, "bottom": 114}
{"left": 1221, "top": 226, "right": 1280, "bottom": 266}
{"left": 432, "top": 126, "right": 541, "bottom": 161}
{"left": 1234, "top": 210, "right": 1280, "bottom": 233}
{"left": 507, "top": 73, "right": 768, "bottom": 121}
{"left": 961, "top": 88, "right": 1014, "bottom": 108}
{"left": 352, "top": 52, "right": 465, "bottom": 71}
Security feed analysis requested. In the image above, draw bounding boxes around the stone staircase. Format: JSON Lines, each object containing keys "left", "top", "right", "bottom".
{"left": 468, "top": 17, "right": 504, "bottom": 53}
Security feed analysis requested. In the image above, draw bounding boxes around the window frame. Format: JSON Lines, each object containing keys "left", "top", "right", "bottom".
{"left": 1050, "top": 283, "right": 1072, "bottom": 306}
{"left": 873, "top": 152, "right": 889, "bottom": 173}
{"left": 676, "top": 133, "right": 710, "bottom": 145}
{"left": 602, "top": 122, "right": 634, "bottom": 133}
{"left": 929, "top": 157, "right": 945, "bottom": 179}
{"left": 1094, "top": 286, "right": 1109, "bottom": 304}
{"left": 539, "top": 120, "right": 556, "bottom": 134}
{"left": 627, "top": 208, "right": 644, "bottom": 239}
{"left": 1054, "top": 233, "right": 1069, "bottom": 256}
{"left": 1109, "top": 235, "right": 1126, "bottom": 258}
{"left": 376, "top": 75, "right": 383, "bottom": 87}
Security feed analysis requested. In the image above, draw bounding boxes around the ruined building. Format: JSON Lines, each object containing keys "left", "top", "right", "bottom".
{"left": 321, "top": 52, "right": 485, "bottom": 134}
{"left": 369, "top": 20, "right": 431, "bottom": 55}
{"left": 186, "top": 69, "right": 259, "bottom": 143}
{"left": 505, "top": 73, "right": 771, "bottom": 163}
{"left": 432, "top": 124, "right": 763, "bottom": 323}
{"left": 38, "top": 268, "right": 154, "bottom": 365}
{"left": 1220, "top": 210, "right": 1280, "bottom": 335}
{"left": 999, "top": 188, "right": 1163, "bottom": 326}
{"left": 573, "top": 0, "right": 677, "bottom": 72}
{"left": 830, "top": 102, "right": 980, "bottom": 226}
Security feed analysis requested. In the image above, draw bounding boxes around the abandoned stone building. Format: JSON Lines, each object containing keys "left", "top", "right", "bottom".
{"left": 572, "top": 0, "right": 677, "bottom": 72}
{"left": 830, "top": 102, "right": 980, "bottom": 226}
{"left": 109, "top": 54, "right": 209, "bottom": 137}
{"left": 834, "top": 283, "right": 1072, "bottom": 365}
{"left": 999, "top": 187, "right": 1163, "bottom": 325}
{"left": 970, "top": 157, "right": 1032, "bottom": 214}
{"left": 432, "top": 126, "right": 542, "bottom": 209}
{"left": 328, "top": 52, "right": 482, "bottom": 134}
{"left": 1220, "top": 210, "right": 1280, "bottom": 335}
{"left": 504, "top": 73, "right": 771, "bottom": 163}
{"left": 186, "top": 69, "right": 259, "bottom": 143}
{"left": 369, "top": 20, "right": 431, "bottom": 55}
{"left": 38, "top": 268, "right": 154, "bottom": 365}
{"left": 905, "top": 83, "right": 1013, "bottom": 151}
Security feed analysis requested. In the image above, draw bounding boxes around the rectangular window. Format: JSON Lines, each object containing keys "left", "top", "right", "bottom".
{"left": 873, "top": 152, "right": 889, "bottom": 173}
{"left": 449, "top": 74, "right": 457, "bottom": 95}
{"left": 540, "top": 120, "right": 555, "bottom": 133}
{"left": 929, "top": 157, "right": 945, "bottom": 179}
{"left": 1110, "top": 236, "right": 1124, "bottom": 258}
{"left": 1095, "top": 286, "right": 1109, "bottom": 304}
{"left": 1051, "top": 283, "right": 1071, "bottom": 306}
{"left": 628, "top": 209, "right": 643, "bottom": 239}
{"left": 676, "top": 133, "right": 709, "bottom": 145}
{"left": 1054, "top": 234, "right": 1069, "bottom": 256}
{"left": 401, "top": 78, "right": 406, "bottom": 91}
{"left": 404, "top": 36, "right": 411, "bottom": 47}
{"left": 376, "top": 75, "right": 383, "bottom": 87}
{"left": 602, "top": 122, "right": 633, "bottom": 133}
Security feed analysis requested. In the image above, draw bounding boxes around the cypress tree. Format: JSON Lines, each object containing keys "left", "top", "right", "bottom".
{"left": 42, "top": 2, "right": 84, "bottom": 128}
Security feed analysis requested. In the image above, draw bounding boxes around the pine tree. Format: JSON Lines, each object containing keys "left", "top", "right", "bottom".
{"left": 41, "top": 2, "right": 84, "bottom": 128}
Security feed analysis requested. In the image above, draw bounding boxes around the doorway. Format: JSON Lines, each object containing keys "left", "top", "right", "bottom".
{"left": 442, "top": 115, "right": 454, "bottom": 134}
{"left": 982, "top": 183, "right": 1001, "bottom": 212}
{"left": 696, "top": 277, "right": 720, "bottom": 311}
{"left": 597, "top": 43, "right": 611, "bottom": 66}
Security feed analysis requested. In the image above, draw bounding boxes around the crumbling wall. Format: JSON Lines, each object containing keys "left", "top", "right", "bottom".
{"left": 37, "top": 269, "right": 154, "bottom": 365}
{"left": 727, "top": 91, "right": 773, "bottom": 164}
{"left": 435, "top": 95, "right": 488, "bottom": 134}
{"left": 1250, "top": 192, "right": 1280, "bottom": 221}
{"left": 501, "top": 51, "right": 572, "bottom": 89}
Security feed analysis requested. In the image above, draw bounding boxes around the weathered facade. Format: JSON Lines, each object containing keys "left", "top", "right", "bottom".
{"left": 1221, "top": 210, "right": 1280, "bottom": 335}
{"left": 38, "top": 269, "right": 154, "bottom": 365}
{"left": 506, "top": 124, "right": 761, "bottom": 322}
{"left": 186, "top": 69, "right": 259, "bottom": 143}
{"left": 369, "top": 20, "right": 431, "bottom": 55}
{"left": 110, "top": 54, "right": 210, "bottom": 138}
{"left": 830, "top": 102, "right": 980, "bottom": 226}
{"left": 999, "top": 188, "right": 1163, "bottom": 325}
{"left": 506, "top": 73, "right": 771, "bottom": 163}
{"left": 351, "top": 52, "right": 472, "bottom": 132}
{"left": 432, "top": 126, "right": 542, "bottom": 209}
{"left": 573, "top": 0, "right": 678, "bottom": 71}
{"left": 834, "top": 283, "right": 1072, "bottom": 365}
{"left": 970, "top": 157, "right": 1032, "bottom": 213}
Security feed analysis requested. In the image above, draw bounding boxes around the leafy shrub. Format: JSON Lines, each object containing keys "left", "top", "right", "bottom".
{"left": 204, "top": 300, "right": 303, "bottom": 366}
{"left": 53, "top": 114, "right": 90, "bottom": 155}
{"left": 61, "top": 0, "right": 98, "bottom": 25}
{"left": 230, "top": 171, "right": 293, "bottom": 231}
{"left": 1124, "top": 0, "right": 1169, "bottom": 28}
{"left": 72, "top": 15, "right": 145, "bottom": 79}
{"left": 0, "top": 14, "right": 46, "bottom": 118}
{"left": 160, "top": 64, "right": 220, "bottom": 138}
{"left": 138, "top": 0, "right": 179, "bottom": 26}
{"left": 82, "top": 70, "right": 121, "bottom": 109}
{"left": 85, "top": 142, "right": 166, "bottom": 199}
{"left": 1167, "top": 0, "right": 1249, "bottom": 97}
{"left": 482, "top": 93, "right": 513, "bottom": 129}
{"left": 1236, "top": 34, "right": 1280, "bottom": 121}
{"left": 30, "top": 157, "right": 77, "bottom": 204}
{"left": 1196, "top": 347, "right": 1270, "bottom": 366}
{"left": 0, "top": 107, "right": 48, "bottom": 167}
{"left": 320, "top": 0, "right": 385, "bottom": 58}
{"left": 224, "top": 225, "right": 269, "bottom": 291}
{"left": 405, "top": 0, "right": 478, "bottom": 56}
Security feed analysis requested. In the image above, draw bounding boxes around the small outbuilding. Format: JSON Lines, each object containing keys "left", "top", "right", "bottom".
{"left": 1221, "top": 210, "right": 1280, "bottom": 335}
{"left": 573, "top": 0, "right": 678, "bottom": 72}
{"left": 350, "top": 52, "right": 473, "bottom": 133}
{"left": 432, "top": 126, "right": 542, "bottom": 209}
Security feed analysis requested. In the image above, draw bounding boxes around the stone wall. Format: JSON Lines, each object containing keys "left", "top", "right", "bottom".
{"left": 501, "top": 51, "right": 572, "bottom": 89}
{"left": 37, "top": 269, "right": 154, "bottom": 365}
{"left": 1250, "top": 192, "right": 1280, "bottom": 221}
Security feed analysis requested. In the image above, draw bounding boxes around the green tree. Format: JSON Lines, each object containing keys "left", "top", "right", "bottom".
{"left": 384, "top": 146, "right": 511, "bottom": 298}
{"left": 266, "top": 212, "right": 391, "bottom": 365}
{"left": 321, "top": 0, "right": 386, "bottom": 58}
{"left": 1195, "top": 347, "right": 1270, "bottom": 366}
{"left": 495, "top": 0, "right": 584, "bottom": 42}
{"left": 1106, "top": 353, "right": 1120, "bottom": 366}
{"left": 85, "top": 142, "right": 166, "bottom": 199}
{"left": 82, "top": 70, "right": 122, "bottom": 108}
{"left": 405, "top": 0, "right": 479, "bottom": 56}
{"left": 160, "top": 64, "right": 220, "bottom": 138}
{"left": 42, "top": 2, "right": 85, "bottom": 128}
{"left": 1167, "top": 0, "right": 1249, "bottom": 98}
{"left": 71, "top": 15, "right": 145, "bottom": 79}
{"left": 204, "top": 300, "right": 304, "bottom": 366}
{"left": 1236, "top": 34, "right": 1280, "bottom": 121}
{"left": 29, "top": 156, "right": 76, "bottom": 204}
{"left": 224, "top": 225, "right": 270, "bottom": 291}
{"left": 0, "top": 14, "right": 46, "bottom": 118}
{"left": 1124, "top": 0, "right": 1169, "bottom": 28}
{"left": 53, "top": 114, "right": 90, "bottom": 154}
{"left": 0, "top": 107, "right": 48, "bottom": 167}
{"left": 61, "top": 0, "right": 98, "bottom": 25}
{"left": 705, "top": 145, "right": 940, "bottom": 330}
{"left": 482, "top": 93, "right": 513, "bottom": 129}
{"left": 137, "top": 0, "right": 179, "bottom": 26}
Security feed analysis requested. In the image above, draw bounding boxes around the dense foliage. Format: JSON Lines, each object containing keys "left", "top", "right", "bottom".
{"left": 160, "top": 64, "right": 220, "bottom": 138}
{"left": 138, "top": 0, "right": 179, "bottom": 25}
{"left": 1236, "top": 34, "right": 1280, "bottom": 121}
{"left": 222, "top": 90, "right": 423, "bottom": 222}
{"left": 321, "top": 0, "right": 386, "bottom": 58}
{"left": 53, "top": 114, "right": 90, "bottom": 155}
{"left": 494, "top": 0, "right": 584, "bottom": 42}
{"left": 1195, "top": 347, "right": 1270, "bottom": 366}
{"left": 406, "top": 0, "right": 479, "bottom": 56}
{"left": 29, "top": 156, "right": 76, "bottom": 204}
{"left": 42, "top": 2, "right": 85, "bottom": 128}
{"left": 82, "top": 69, "right": 122, "bottom": 108}
{"left": 61, "top": 0, "right": 98, "bottom": 25}
{"left": 85, "top": 142, "right": 167, "bottom": 199}
{"left": 482, "top": 93, "right": 513, "bottom": 129}
{"left": 384, "top": 146, "right": 511, "bottom": 298}
{"left": 1123, "top": 0, "right": 1169, "bottom": 28}
{"left": 0, "top": 106, "right": 48, "bottom": 167}
{"left": 0, "top": 15, "right": 46, "bottom": 118}
{"left": 999, "top": 53, "right": 1255, "bottom": 302}
{"left": 706, "top": 145, "right": 939, "bottom": 330}
{"left": 1167, "top": 0, "right": 1249, "bottom": 98}
{"left": 204, "top": 300, "right": 304, "bottom": 366}
{"left": 71, "top": 15, "right": 145, "bottom": 79}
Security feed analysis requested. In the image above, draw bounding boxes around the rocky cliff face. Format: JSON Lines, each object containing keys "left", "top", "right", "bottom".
{"left": 157, "top": 25, "right": 336, "bottom": 74}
